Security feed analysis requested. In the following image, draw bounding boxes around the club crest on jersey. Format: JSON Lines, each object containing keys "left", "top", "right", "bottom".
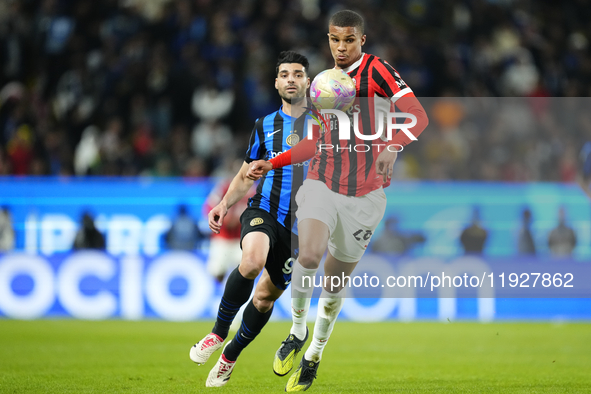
{"left": 250, "top": 218, "right": 264, "bottom": 226}
{"left": 351, "top": 77, "right": 357, "bottom": 85}
{"left": 286, "top": 133, "right": 300, "bottom": 146}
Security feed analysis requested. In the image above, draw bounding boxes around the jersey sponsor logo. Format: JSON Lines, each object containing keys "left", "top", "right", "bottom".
{"left": 269, "top": 149, "right": 310, "bottom": 165}
{"left": 269, "top": 149, "right": 289, "bottom": 158}
{"left": 286, "top": 133, "right": 300, "bottom": 146}
{"left": 250, "top": 217, "right": 264, "bottom": 226}
{"left": 267, "top": 129, "right": 281, "bottom": 137}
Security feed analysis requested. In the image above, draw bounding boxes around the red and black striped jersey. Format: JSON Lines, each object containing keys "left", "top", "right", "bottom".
{"left": 307, "top": 53, "right": 414, "bottom": 197}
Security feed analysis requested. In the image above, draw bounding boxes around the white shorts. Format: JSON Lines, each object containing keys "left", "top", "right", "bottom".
{"left": 295, "top": 179, "right": 387, "bottom": 263}
{"left": 207, "top": 237, "right": 242, "bottom": 277}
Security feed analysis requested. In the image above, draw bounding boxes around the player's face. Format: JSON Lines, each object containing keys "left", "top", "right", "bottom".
{"left": 275, "top": 63, "right": 310, "bottom": 103}
{"left": 328, "top": 25, "right": 366, "bottom": 69}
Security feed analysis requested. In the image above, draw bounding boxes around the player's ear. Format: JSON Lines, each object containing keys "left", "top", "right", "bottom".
{"left": 306, "top": 77, "right": 310, "bottom": 89}
{"left": 275, "top": 78, "right": 278, "bottom": 90}
{"left": 360, "top": 34, "right": 366, "bottom": 46}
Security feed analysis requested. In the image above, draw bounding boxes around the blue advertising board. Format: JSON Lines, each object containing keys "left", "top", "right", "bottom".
{"left": 0, "top": 177, "right": 589, "bottom": 321}
{"left": 1, "top": 251, "right": 590, "bottom": 321}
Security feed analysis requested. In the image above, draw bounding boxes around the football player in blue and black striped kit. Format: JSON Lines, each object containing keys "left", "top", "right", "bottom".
{"left": 189, "top": 51, "right": 310, "bottom": 388}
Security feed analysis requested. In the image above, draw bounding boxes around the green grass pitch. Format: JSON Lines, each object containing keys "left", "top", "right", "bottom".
{"left": 1, "top": 320, "right": 590, "bottom": 393}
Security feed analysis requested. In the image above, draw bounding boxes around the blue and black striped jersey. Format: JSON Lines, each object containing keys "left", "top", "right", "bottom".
{"left": 245, "top": 106, "right": 308, "bottom": 230}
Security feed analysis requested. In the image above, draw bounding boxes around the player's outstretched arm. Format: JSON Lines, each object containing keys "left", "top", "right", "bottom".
{"left": 389, "top": 93, "right": 429, "bottom": 147}
{"left": 208, "top": 162, "right": 254, "bottom": 234}
{"left": 375, "top": 93, "right": 429, "bottom": 182}
{"left": 246, "top": 126, "right": 320, "bottom": 180}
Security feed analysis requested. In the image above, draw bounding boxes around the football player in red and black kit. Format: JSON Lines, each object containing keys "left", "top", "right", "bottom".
{"left": 249, "top": 10, "right": 428, "bottom": 392}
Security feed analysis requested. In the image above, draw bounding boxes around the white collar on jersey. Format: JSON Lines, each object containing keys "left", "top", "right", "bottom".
{"left": 337, "top": 53, "right": 366, "bottom": 74}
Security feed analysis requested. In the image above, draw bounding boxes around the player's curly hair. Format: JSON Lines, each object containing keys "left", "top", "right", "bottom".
{"left": 329, "top": 10, "right": 365, "bottom": 34}
{"left": 275, "top": 51, "right": 309, "bottom": 76}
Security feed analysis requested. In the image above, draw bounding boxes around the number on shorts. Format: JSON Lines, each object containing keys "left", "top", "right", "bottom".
{"left": 353, "top": 229, "right": 373, "bottom": 241}
{"left": 282, "top": 258, "right": 295, "bottom": 274}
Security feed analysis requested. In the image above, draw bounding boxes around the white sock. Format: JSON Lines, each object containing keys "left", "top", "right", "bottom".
{"left": 290, "top": 260, "right": 318, "bottom": 340}
{"left": 304, "top": 288, "right": 345, "bottom": 362}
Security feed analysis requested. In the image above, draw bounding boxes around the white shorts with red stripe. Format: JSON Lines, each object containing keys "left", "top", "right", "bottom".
{"left": 295, "top": 179, "right": 387, "bottom": 263}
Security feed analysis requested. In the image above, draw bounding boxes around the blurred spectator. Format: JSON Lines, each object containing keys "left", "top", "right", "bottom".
{"left": 191, "top": 84, "right": 234, "bottom": 122}
{"left": 73, "top": 212, "right": 105, "bottom": 250}
{"left": 548, "top": 207, "right": 577, "bottom": 257}
{"left": 0, "top": 206, "right": 15, "bottom": 251}
{"left": 0, "top": 147, "right": 10, "bottom": 174}
{"left": 6, "top": 125, "right": 34, "bottom": 175}
{"left": 371, "top": 217, "right": 426, "bottom": 255}
{"left": 517, "top": 208, "right": 536, "bottom": 255}
{"left": 191, "top": 120, "right": 233, "bottom": 167}
{"left": 581, "top": 141, "right": 591, "bottom": 184}
{"left": 0, "top": 0, "right": 590, "bottom": 180}
{"left": 501, "top": 49, "right": 539, "bottom": 96}
{"left": 460, "top": 207, "right": 488, "bottom": 254}
{"left": 580, "top": 141, "right": 591, "bottom": 200}
{"left": 183, "top": 156, "right": 207, "bottom": 178}
{"left": 74, "top": 125, "right": 101, "bottom": 175}
{"left": 165, "top": 204, "right": 204, "bottom": 251}
{"left": 100, "top": 117, "right": 124, "bottom": 164}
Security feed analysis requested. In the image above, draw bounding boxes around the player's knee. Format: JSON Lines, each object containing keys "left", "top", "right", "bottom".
{"left": 253, "top": 296, "right": 274, "bottom": 313}
{"left": 297, "top": 249, "right": 322, "bottom": 269}
{"left": 238, "top": 255, "right": 264, "bottom": 279}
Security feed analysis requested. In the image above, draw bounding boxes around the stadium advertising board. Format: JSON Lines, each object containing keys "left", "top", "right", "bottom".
{"left": 1, "top": 251, "right": 590, "bottom": 321}
{"left": 0, "top": 177, "right": 589, "bottom": 321}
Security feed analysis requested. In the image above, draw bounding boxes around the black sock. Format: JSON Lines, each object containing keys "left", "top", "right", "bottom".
{"left": 223, "top": 299, "right": 274, "bottom": 361}
{"left": 212, "top": 268, "right": 254, "bottom": 340}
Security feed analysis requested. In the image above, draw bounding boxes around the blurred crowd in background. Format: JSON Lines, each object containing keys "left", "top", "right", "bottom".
{"left": 0, "top": 0, "right": 590, "bottom": 181}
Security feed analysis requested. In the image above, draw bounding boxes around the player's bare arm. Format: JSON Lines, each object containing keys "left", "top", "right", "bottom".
{"left": 375, "top": 150, "right": 398, "bottom": 183}
{"left": 375, "top": 94, "right": 428, "bottom": 182}
{"left": 208, "top": 162, "right": 254, "bottom": 233}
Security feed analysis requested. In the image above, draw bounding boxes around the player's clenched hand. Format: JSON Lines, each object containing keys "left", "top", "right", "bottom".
{"left": 247, "top": 160, "right": 272, "bottom": 180}
{"left": 375, "top": 149, "right": 398, "bottom": 183}
{"left": 208, "top": 203, "right": 228, "bottom": 234}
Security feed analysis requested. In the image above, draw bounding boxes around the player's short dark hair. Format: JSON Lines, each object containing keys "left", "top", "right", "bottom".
{"left": 275, "top": 51, "right": 309, "bottom": 76}
{"left": 329, "top": 10, "right": 365, "bottom": 34}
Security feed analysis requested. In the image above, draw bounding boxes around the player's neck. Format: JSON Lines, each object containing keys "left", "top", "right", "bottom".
{"left": 282, "top": 99, "right": 308, "bottom": 118}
